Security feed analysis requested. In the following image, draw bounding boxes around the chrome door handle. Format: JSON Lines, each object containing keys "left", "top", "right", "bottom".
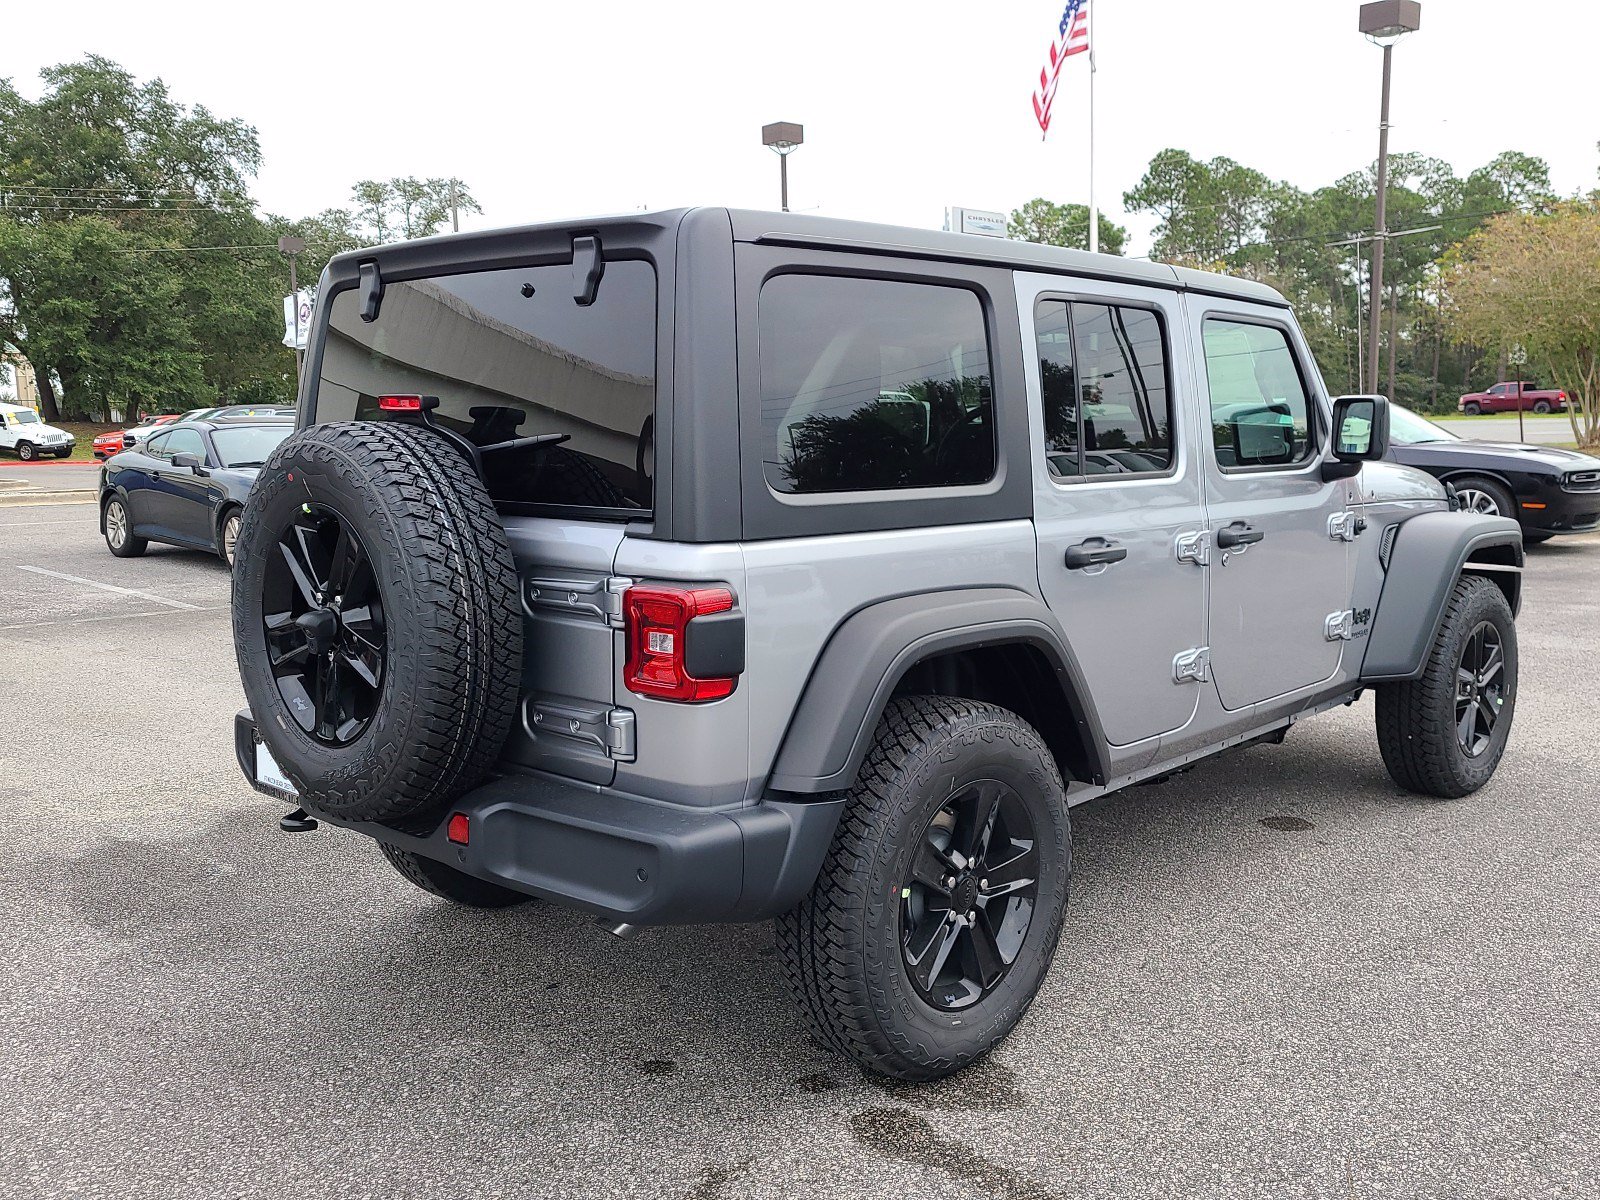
{"left": 1064, "top": 538, "right": 1128, "bottom": 570}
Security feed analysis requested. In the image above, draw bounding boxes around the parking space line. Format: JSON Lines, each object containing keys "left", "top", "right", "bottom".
{"left": 0, "top": 605, "right": 229, "bottom": 631}
{"left": 16, "top": 565, "right": 204, "bottom": 610}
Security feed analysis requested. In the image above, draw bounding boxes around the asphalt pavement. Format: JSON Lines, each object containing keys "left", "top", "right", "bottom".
{"left": 1, "top": 505, "right": 1597, "bottom": 1199}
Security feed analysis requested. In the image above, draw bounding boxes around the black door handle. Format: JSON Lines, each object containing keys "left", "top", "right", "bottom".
{"left": 1217, "top": 523, "right": 1265, "bottom": 549}
{"left": 1064, "top": 538, "right": 1129, "bottom": 570}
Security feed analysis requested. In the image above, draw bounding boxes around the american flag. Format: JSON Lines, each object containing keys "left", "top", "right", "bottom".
{"left": 1032, "top": 0, "right": 1090, "bottom": 137}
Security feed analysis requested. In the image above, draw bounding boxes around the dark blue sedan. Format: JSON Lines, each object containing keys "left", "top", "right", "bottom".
{"left": 98, "top": 412, "right": 295, "bottom": 567}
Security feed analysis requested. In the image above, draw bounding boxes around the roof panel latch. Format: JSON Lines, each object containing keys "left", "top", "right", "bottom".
{"left": 358, "top": 261, "right": 384, "bottom": 323}
{"left": 572, "top": 235, "right": 604, "bottom": 306}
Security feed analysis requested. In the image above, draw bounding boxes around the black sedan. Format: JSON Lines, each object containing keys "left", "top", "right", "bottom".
{"left": 98, "top": 413, "right": 295, "bottom": 567}
{"left": 1386, "top": 403, "right": 1600, "bottom": 541}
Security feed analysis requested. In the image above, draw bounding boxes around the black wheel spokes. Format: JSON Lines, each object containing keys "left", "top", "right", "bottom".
{"left": 901, "top": 780, "right": 1040, "bottom": 1011}
{"left": 262, "top": 506, "right": 385, "bottom": 747}
{"left": 1455, "top": 621, "right": 1504, "bottom": 757}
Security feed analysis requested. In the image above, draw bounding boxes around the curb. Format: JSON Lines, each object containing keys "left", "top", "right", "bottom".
{"left": 0, "top": 492, "right": 96, "bottom": 508}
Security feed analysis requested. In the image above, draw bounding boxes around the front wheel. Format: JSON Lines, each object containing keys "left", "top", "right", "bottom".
{"left": 1375, "top": 575, "right": 1517, "bottom": 798}
{"left": 776, "top": 696, "right": 1071, "bottom": 1081}
{"left": 1462, "top": 402, "right": 1481, "bottom": 416}
{"left": 16, "top": 442, "right": 36, "bottom": 462}
{"left": 1451, "top": 475, "right": 1516, "bottom": 520}
{"left": 218, "top": 509, "right": 242, "bottom": 568}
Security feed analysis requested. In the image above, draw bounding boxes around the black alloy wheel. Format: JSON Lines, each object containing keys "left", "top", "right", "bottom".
{"left": 1455, "top": 621, "right": 1506, "bottom": 758}
{"left": 262, "top": 503, "right": 385, "bottom": 746}
{"left": 900, "top": 779, "right": 1039, "bottom": 1012}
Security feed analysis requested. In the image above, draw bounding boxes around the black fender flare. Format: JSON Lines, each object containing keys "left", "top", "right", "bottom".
{"left": 1360, "top": 512, "right": 1523, "bottom": 683}
{"left": 766, "top": 587, "right": 1109, "bottom": 794}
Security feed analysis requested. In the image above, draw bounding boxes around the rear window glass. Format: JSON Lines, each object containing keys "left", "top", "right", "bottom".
{"left": 314, "top": 260, "right": 657, "bottom": 513}
{"left": 758, "top": 274, "right": 995, "bottom": 494}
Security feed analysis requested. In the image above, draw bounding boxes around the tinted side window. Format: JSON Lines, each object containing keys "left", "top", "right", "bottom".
{"left": 1202, "top": 319, "right": 1314, "bottom": 469}
{"left": 1035, "top": 300, "right": 1172, "bottom": 479}
{"left": 316, "top": 261, "right": 657, "bottom": 513}
{"left": 759, "top": 274, "right": 995, "bottom": 494}
{"left": 143, "top": 432, "right": 172, "bottom": 459}
{"left": 1035, "top": 301, "right": 1079, "bottom": 479}
{"left": 165, "top": 427, "right": 206, "bottom": 460}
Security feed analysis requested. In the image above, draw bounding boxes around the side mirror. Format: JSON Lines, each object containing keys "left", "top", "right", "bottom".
{"left": 171, "top": 451, "right": 207, "bottom": 475}
{"left": 1323, "top": 395, "right": 1390, "bottom": 481}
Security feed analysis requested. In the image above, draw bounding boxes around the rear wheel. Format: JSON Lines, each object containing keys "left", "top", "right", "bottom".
{"left": 1533, "top": 399, "right": 1552, "bottom": 414}
{"left": 776, "top": 696, "right": 1070, "bottom": 1081}
{"left": 1451, "top": 475, "right": 1516, "bottom": 520}
{"left": 1375, "top": 575, "right": 1517, "bottom": 798}
{"left": 379, "top": 843, "right": 531, "bottom": 909}
{"left": 103, "top": 497, "right": 147, "bottom": 557}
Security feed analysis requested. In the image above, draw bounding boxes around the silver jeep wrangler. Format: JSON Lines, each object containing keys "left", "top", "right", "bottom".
{"left": 231, "top": 209, "right": 1521, "bottom": 1081}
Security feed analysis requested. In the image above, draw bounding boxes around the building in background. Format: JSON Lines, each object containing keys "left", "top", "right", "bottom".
{"left": 2, "top": 352, "right": 40, "bottom": 408}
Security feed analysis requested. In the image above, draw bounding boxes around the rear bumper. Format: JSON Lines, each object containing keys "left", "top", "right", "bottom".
{"left": 234, "top": 709, "right": 843, "bottom": 925}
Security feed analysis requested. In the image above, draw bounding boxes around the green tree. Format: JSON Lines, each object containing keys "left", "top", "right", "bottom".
{"left": 1006, "top": 198, "right": 1127, "bottom": 255}
{"left": 1443, "top": 201, "right": 1600, "bottom": 447}
{"left": 350, "top": 176, "right": 481, "bottom": 243}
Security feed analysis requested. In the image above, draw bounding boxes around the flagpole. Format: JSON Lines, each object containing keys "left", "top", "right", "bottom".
{"left": 1087, "top": 1, "right": 1098, "bottom": 253}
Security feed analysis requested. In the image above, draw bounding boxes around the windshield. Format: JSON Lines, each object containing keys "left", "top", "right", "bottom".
{"left": 210, "top": 424, "right": 293, "bottom": 467}
{"left": 9, "top": 410, "right": 40, "bottom": 425}
{"left": 313, "top": 259, "right": 657, "bottom": 513}
{"left": 1389, "top": 404, "right": 1459, "bottom": 445}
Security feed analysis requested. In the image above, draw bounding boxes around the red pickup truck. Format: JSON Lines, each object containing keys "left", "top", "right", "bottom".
{"left": 1458, "top": 381, "right": 1568, "bottom": 415}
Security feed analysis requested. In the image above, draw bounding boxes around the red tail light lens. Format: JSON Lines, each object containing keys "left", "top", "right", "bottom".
{"left": 378, "top": 394, "right": 424, "bottom": 412}
{"left": 624, "top": 585, "right": 736, "bottom": 702}
{"left": 447, "top": 813, "right": 470, "bottom": 844}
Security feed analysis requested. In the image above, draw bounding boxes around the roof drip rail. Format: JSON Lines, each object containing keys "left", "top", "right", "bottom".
{"left": 358, "top": 261, "right": 384, "bottom": 323}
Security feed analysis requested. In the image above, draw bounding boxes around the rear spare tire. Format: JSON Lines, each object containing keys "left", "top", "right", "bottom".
{"left": 232, "top": 421, "right": 522, "bottom": 829}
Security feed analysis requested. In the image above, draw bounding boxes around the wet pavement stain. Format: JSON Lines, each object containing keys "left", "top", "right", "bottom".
{"left": 876, "top": 1057, "right": 1027, "bottom": 1112}
{"left": 1260, "top": 815, "right": 1316, "bottom": 832}
{"left": 794, "top": 1071, "right": 841, "bottom": 1093}
{"left": 850, "top": 1106, "right": 1061, "bottom": 1200}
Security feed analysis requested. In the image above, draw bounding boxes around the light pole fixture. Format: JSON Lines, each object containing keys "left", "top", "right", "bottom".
{"left": 761, "top": 121, "right": 804, "bottom": 213}
{"left": 1359, "top": 0, "right": 1422, "bottom": 395}
{"left": 278, "top": 235, "right": 307, "bottom": 382}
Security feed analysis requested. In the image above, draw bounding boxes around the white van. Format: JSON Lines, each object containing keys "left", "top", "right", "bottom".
{"left": 0, "top": 402, "right": 75, "bottom": 461}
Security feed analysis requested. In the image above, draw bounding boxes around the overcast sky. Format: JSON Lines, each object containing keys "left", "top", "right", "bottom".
{"left": 5, "top": 0, "right": 1597, "bottom": 256}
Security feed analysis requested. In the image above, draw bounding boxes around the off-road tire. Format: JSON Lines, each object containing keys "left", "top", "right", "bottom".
{"left": 379, "top": 843, "right": 531, "bottom": 909}
{"left": 232, "top": 421, "right": 522, "bottom": 830}
{"left": 16, "top": 441, "right": 36, "bottom": 462}
{"left": 1375, "top": 574, "right": 1517, "bottom": 798}
{"left": 775, "top": 696, "right": 1071, "bottom": 1081}
{"left": 103, "top": 496, "right": 147, "bottom": 557}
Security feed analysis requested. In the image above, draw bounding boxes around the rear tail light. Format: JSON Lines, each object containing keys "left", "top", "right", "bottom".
{"left": 446, "top": 813, "right": 470, "bottom": 844}
{"left": 1559, "top": 391, "right": 1568, "bottom": 401}
{"left": 378, "top": 394, "right": 424, "bottom": 412}
{"left": 624, "top": 585, "right": 739, "bottom": 702}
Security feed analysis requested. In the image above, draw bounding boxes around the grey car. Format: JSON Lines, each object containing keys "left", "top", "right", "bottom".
{"left": 228, "top": 210, "right": 1522, "bottom": 1081}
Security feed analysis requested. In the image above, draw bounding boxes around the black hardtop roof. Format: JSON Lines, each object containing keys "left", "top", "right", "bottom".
{"left": 325, "top": 207, "right": 1289, "bottom": 308}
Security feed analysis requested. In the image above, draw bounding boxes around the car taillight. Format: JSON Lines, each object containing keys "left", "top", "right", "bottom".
{"left": 378, "top": 394, "right": 424, "bottom": 412}
{"left": 1559, "top": 391, "right": 1567, "bottom": 401}
{"left": 624, "top": 585, "right": 738, "bottom": 702}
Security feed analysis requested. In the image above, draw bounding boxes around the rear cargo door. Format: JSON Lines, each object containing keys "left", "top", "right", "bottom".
{"left": 309, "top": 254, "right": 661, "bottom": 785}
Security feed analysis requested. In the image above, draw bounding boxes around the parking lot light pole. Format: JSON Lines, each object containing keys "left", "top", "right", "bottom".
{"left": 1359, "top": 0, "right": 1422, "bottom": 395}
{"left": 278, "top": 235, "right": 307, "bottom": 384}
{"left": 761, "top": 122, "right": 804, "bottom": 213}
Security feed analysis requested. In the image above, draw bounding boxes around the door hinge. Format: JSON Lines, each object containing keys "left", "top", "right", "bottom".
{"left": 1172, "top": 646, "right": 1211, "bottom": 684}
{"left": 604, "top": 576, "right": 632, "bottom": 628}
{"left": 1327, "top": 512, "right": 1363, "bottom": 542}
{"left": 1324, "top": 610, "right": 1355, "bottom": 641}
{"left": 523, "top": 574, "right": 633, "bottom": 627}
{"left": 1175, "top": 530, "right": 1211, "bottom": 566}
